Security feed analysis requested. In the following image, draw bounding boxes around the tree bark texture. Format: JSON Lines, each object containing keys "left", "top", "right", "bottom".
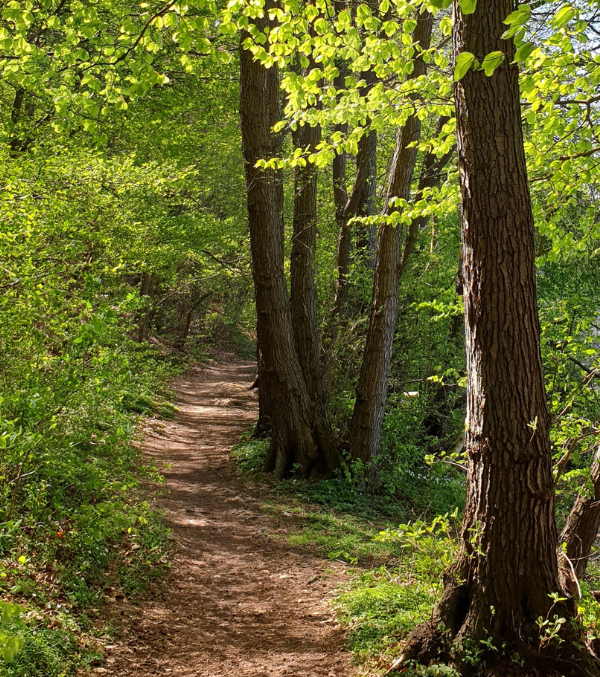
{"left": 291, "top": 119, "right": 327, "bottom": 406}
{"left": 560, "top": 447, "right": 600, "bottom": 580}
{"left": 400, "top": 2, "right": 600, "bottom": 674}
{"left": 239, "top": 11, "right": 341, "bottom": 479}
{"left": 348, "top": 13, "right": 433, "bottom": 473}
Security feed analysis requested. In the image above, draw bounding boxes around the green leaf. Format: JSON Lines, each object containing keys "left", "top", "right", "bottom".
{"left": 458, "top": 0, "right": 477, "bottom": 15}
{"left": 429, "top": 0, "right": 452, "bottom": 9}
{"left": 552, "top": 4, "right": 575, "bottom": 29}
{"left": 513, "top": 41, "right": 534, "bottom": 62}
{"left": 454, "top": 51, "right": 475, "bottom": 81}
{"left": 481, "top": 50, "right": 505, "bottom": 76}
{"left": 504, "top": 5, "right": 531, "bottom": 25}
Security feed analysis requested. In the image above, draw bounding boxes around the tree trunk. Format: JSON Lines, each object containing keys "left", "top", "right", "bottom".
{"left": 136, "top": 271, "right": 156, "bottom": 343}
{"left": 398, "top": 115, "right": 453, "bottom": 278}
{"left": 239, "top": 8, "right": 341, "bottom": 479}
{"left": 175, "top": 297, "right": 193, "bottom": 351}
{"left": 399, "top": 2, "right": 600, "bottom": 674}
{"left": 253, "top": 345, "right": 273, "bottom": 437}
{"left": 175, "top": 292, "right": 209, "bottom": 351}
{"left": 332, "top": 67, "right": 348, "bottom": 237}
{"left": 560, "top": 447, "right": 600, "bottom": 581}
{"left": 348, "top": 13, "right": 433, "bottom": 478}
{"left": 9, "top": 88, "right": 25, "bottom": 156}
{"left": 333, "top": 70, "right": 378, "bottom": 319}
{"left": 291, "top": 119, "right": 326, "bottom": 405}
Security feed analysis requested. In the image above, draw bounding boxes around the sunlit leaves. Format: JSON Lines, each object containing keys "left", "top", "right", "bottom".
{"left": 458, "top": 0, "right": 477, "bottom": 15}
{"left": 0, "top": 0, "right": 225, "bottom": 139}
{"left": 513, "top": 41, "right": 534, "bottom": 63}
{"left": 481, "top": 50, "right": 504, "bottom": 76}
{"left": 454, "top": 51, "right": 475, "bottom": 81}
{"left": 552, "top": 3, "right": 577, "bottom": 29}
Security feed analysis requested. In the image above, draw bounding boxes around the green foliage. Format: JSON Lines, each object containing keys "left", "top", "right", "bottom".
{"left": 0, "top": 602, "right": 25, "bottom": 664}
{"left": 0, "top": 147, "right": 196, "bottom": 674}
{"left": 335, "top": 576, "right": 432, "bottom": 662}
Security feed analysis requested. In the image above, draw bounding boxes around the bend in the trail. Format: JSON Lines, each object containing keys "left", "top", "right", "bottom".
{"left": 101, "top": 356, "right": 355, "bottom": 677}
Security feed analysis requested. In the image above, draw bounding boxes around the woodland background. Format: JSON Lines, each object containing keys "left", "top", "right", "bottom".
{"left": 1, "top": 0, "right": 600, "bottom": 673}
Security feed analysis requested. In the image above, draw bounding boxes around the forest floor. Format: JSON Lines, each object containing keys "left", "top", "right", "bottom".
{"left": 95, "top": 356, "right": 357, "bottom": 677}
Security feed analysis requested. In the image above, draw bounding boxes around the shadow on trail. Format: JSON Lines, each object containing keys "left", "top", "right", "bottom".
{"left": 103, "top": 356, "right": 355, "bottom": 677}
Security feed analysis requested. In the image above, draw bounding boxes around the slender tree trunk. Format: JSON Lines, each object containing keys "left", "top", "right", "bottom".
{"left": 239, "top": 8, "right": 341, "bottom": 479}
{"left": 332, "top": 66, "right": 349, "bottom": 317}
{"left": 333, "top": 71, "right": 378, "bottom": 319}
{"left": 136, "top": 271, "right": 156, "bottom": 343}
{"left": 332, "top": 67, "right": 348, "bottom": 235}
{"left": 291, "top": 120, "right": 326, "bottom": 405}
{"left": 399, "top": 2, "right": 600, "bottom": 674}
{"left": 175, "top": 298, "right": 193, "bottom": 350}
{"left": 175, "top": 292, "right": 209, "bottom": 350}
{"left": 348, "top": 13, "right": 433, "bottom": 477}
{"left": 9, "top": 88, "right": 25, "bottom": 156}
{"left": 560, "top": 447, "right": 600, "bottom": 580}
{"left": 398, "top": 115, "right": 453, "bottom": 278}
{"left": 351, "top": 126, "right": 377, "bottom": 265}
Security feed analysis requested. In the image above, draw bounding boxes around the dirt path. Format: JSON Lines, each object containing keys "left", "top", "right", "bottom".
{"left": 102, "top": 356, "right": 356, "bottom": 677}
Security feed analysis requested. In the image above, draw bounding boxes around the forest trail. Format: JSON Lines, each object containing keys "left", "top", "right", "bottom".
{"left": 102, "top": 356, "right": 356, "bottom": 677}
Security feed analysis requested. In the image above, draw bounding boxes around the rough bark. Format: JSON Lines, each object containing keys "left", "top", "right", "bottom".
{"left": 291, "top": 119, "right": 326, "bottom": 404}
{"left": 253, "top": 345, "right": 273, "bottom": 437}
{"left": 560, "top": 447, "right": 600, "bottom": 580}
{"left": 239, "top": 8, "right": 341, "bottom": 479}
{"left": 348, "top": 13, "right": 433, "bottom": 475}
{"left": 398, "top": 2, "right": 600, "bottom": 674}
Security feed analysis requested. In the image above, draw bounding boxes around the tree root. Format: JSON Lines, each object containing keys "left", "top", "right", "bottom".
{"left": 390, "top": 616, "right": 600, "bottom": 677}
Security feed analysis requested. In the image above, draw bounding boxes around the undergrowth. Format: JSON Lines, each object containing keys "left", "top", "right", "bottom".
{"left": 0, "top": 343, "right": 183, "bottom": 675}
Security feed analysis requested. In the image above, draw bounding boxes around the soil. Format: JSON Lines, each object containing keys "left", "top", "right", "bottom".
{"left": 99, "top": 356, "right": 356, "bottom": 677}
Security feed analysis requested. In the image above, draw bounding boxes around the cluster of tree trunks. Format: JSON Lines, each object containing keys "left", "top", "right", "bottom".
{"left": 239, "top": 3, "right": 600, "bottom": 669}
{"left": 239, "top": 4, "right": 340, "bottom": 479}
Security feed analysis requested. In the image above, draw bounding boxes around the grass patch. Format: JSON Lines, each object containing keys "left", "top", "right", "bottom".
{"left": 335, "top": 570, "right": 432, "bottom": 663}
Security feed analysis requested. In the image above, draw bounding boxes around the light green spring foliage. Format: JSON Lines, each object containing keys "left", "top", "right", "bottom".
{"left": 0, "top": 0, "right": 228, "bottom": 140}
{"left": 0, "top": 1, "right": 249, "bottom": 670}
{"left": 1, "top": 0, "right": 600, "bottom": 671}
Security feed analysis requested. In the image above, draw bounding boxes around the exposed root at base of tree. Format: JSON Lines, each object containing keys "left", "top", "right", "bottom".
{"left": 262, "top": 409, "right": 342, "bottom": 481}
{"left": 389, "top": 614, "right": 600, "bottom": 677}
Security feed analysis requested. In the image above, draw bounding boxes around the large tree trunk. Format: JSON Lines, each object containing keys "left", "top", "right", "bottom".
{"left": 347, "top": 13, "right": 433, "bottom": 477}
{"left": 399, "top": 2, "right": 600, "bottom": 674}
{"left": 239, "top": 10, "right": 341, "bottom": 479}
{"left": 560, "top": 447, "right": 600, "bottom": 581}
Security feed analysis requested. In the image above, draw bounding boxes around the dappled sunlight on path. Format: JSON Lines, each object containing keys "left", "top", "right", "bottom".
{"left": 100, "top": 356, "right": 355, "bottom": 677}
